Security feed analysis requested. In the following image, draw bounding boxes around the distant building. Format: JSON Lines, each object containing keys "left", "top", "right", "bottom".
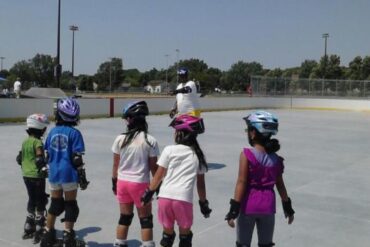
{"left": 145, "top": 80, "right": 169, "bottom": 94}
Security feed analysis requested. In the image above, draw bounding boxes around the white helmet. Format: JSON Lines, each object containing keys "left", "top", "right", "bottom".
{"left": 26, "top": 113, "right": 49, "bottom": 130}
{"left": 243, "top": 111, "right": 278, "bottom": 136}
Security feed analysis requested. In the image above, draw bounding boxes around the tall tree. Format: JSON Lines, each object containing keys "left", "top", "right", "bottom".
{"left": 300, "top": 60, "right": 317, "bottom": 78}
{"left": 347, "top": 56, "right": 362, "bottom": 80}
{"left": 224, "top": 61, "right": 263, "bottom": 91}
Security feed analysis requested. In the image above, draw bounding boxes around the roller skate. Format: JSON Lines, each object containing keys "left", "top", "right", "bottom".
{"left": 22, "top": 214, "right": 35, "bottom": 239}
{"left": 33, "top": 215, "right": 45, "bottom": 244}
{"left": 63, "top": 229, "right": 85, "bottom": 247}
{"left": 40, "top": 228, "right": 57, "bottom": 247}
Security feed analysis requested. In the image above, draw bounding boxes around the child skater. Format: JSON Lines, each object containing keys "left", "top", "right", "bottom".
{"left": 141, "top": 114, "right": 212, "bottom": 247}
{"left": 41, "top": 97, "right": 87, "bottom": 247}
{"left": 225, "top": 111, "right": 295, "bottom": 247}
{"left": 17, "top": 113, "right": 49, "bottom": 244}
{"left": 111, "top": 101, "right": 160, "bottom": 247}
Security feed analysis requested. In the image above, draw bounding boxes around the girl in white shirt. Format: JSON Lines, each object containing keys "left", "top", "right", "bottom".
{"left": 141, "top": 114, "right": 212, "bottom": 247}
{"left": 112, "top": 101, "right": 160, "bottom": 247}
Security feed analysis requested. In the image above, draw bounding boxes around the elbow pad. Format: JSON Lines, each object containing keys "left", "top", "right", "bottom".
{"left": 174, "top": 86, "right": 192, "bottom": 94}
{"left": 35, "top": 155, "right": 46, "bottom": 170}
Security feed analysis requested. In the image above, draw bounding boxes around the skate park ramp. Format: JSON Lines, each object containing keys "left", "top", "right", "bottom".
{"left": 0, "top": 109, "right": 369, "bottom": 247}
{"left": 23, "top": 87, "right": 67, "bottom": 99}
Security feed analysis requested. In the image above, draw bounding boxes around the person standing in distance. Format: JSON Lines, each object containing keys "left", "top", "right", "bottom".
{"left": 14, "top": 77, "right": 22, "bottom": 98}
{"left": 169, "top": 68, "right": 201, "bottom": 118}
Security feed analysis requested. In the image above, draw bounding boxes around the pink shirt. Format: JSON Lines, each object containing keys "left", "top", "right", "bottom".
{"left": 241, "top": 148, "right": 284, "bottom": 215}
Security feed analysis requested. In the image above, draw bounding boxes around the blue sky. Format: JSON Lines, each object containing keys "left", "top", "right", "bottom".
{"left": 1, "top": 0, "right": 370, "bottom": 75}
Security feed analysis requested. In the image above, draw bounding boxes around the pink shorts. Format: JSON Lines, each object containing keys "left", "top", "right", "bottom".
{"left": 158, "top": 198, "right": 193, "bottom": 229}
{"left": 116, "top": 180, "right": 149, "bottom": 208}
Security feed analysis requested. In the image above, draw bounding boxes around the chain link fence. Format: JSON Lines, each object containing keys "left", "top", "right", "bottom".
{"left": 251, "top": 76, "right": 370, "bottom": 98}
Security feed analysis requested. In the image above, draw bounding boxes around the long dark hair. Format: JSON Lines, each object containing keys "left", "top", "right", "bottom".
{"left": 248, "top": 127, "right": 280, "bottom": 154}
{"left": 175, "top": 130, "right": 208, "bottom": 171}
{"left": 121, "top": 116, "right": 153, "bottom": 149}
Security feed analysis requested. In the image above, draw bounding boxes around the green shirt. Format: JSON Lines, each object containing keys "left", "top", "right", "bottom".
{"left": 21, "top": 137, "right": 44, "bottom": 178}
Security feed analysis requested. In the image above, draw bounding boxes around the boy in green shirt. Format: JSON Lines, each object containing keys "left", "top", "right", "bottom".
{"left": 17, "top": 113, "right": 49, "bottom": 244}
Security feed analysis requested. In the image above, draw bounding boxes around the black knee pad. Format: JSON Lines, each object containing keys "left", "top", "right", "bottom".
{"left": 258, "top": 243, "right": 275, "bottom": 247}
{"left": 139, "top": 214, "right": 153, "bottom": 229}
{"left": 118, "top": 213, "right": 134, "bottom": 226}
{"left": 160, "top": 232, "right": 176, "bottom": 247}
{"left": 64, "top": 200, "right": 79, "bottom": 222}
{"left": 48, "top": 198, "right": 65, "bottom": 216}
{"left": 179, "top": 231, "right": 193, "bottom": 247}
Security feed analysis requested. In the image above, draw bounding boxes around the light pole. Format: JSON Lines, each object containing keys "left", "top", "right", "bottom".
{"left": 109, "top": 58, "right": 112, "bottom": 92}
{"left": 165, "top": 54, "right": 169, "bottom": 93}
{"left": 322, "top": 33, "right": 329, "bottom": 79}
{"left": 56, "top": 0, "right": 62, "bottom": 88}
{"left": 0, "top": 57, "right": 5, "bottom": 71}
{"left": 69, "top": 25, "right": 78, "bottom": 78}
{"left": 175, "top": 49, "right": 180, "bottom": 83}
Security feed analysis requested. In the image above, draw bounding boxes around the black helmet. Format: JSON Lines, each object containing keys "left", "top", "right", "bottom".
{"left": 122, "top": 101, "right": 149, "bottom": 119}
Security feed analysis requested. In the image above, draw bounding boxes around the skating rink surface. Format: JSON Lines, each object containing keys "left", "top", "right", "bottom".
{"left": 1, "top": 109, "right": 369, "bottom": 247}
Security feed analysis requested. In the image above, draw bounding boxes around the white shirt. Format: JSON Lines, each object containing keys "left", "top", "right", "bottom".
{"left": 157, "top": 144, "right": 206, "bottom": 203}
{"left": 176, "top": 80, "right": 200, "bottom": 115}
{"left": 14, "top": 80, "right": 21, "bottom": 91}
{"left": 112, "top": 132, "right": 159, "bottom": 183}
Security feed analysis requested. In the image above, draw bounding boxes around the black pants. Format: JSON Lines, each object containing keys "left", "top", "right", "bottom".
{"left": 23, "top": 177, "right": 47, "bottom": 214}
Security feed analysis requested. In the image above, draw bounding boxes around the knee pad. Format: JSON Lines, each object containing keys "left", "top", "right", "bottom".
{"left": 179, "top": 231, "right": 193, "bottom": 247}
{"left": 64, "top": 200, "right": 79, "bottom": 222}
{"left": 139, "top": 215, "right": 153, "bottom": 229}
{"left": 160, "top": 232, "right": 176, "bottom": 247}
{"left": 258, "top": 243, "right": 275, "bottom": 247}
{"left": 118, "top": 213, "right": 134, "bottom": 226}
{"left": 48, "top": 198, "right": 65, "bottom": 216}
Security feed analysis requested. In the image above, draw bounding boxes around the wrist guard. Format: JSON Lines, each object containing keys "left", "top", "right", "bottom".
{"left": 112, "top": 177, "right": 117, "bottom": 195}
{"left": 225, "top": 199, "right": 240, "bottom": 221}
{"left": 282, "top": 197, "right": 295, "bottom": 217}
{"left": 16, "top": 151, "right": 22, "bottom": 165}
{"left": 199, "top": 199, "right": 212, "bottom": 218}
{"left": 141, "top": 188, "right": 155, "bottom": 205}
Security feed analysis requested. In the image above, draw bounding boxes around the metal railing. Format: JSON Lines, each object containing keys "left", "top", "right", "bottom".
{"left": 251, "top": 76, "right": 370, "bottom": 98}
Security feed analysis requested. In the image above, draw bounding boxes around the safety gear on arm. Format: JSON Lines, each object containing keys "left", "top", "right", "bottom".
{"left": 199, "top": 199, "right": 212, "bottom": 218}
{"left": 78, "top": 168, "right": 89, "bottom": 190}
{"left": 141, "top": 188, "right": 155, "bottom": 205}
{"left": 112, "top": 177, "right": 117, "bottom": 194}
{"left": 172, "top": 86, "right": 192, "bottom": 95}
{"left": 225, "top": 199, "right": 241, "bottom": 221}
{"left": 16, "top": 151, "right": 22, "bottom": 165}
{"left": 282, "top": 197, "right": 295, "bottom": 217}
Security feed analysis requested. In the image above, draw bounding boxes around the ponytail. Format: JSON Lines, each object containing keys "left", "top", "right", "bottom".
{"left": 121, "top": 117, "right": 153, "bottom": 149}
{"left": 249, "top": 127, "right": 280, "bottom": 154}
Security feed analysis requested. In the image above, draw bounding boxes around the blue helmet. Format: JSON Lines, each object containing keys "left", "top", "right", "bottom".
{"left": 122, "top": 101, "right": 149, "bottom": 119}
{"left": 177, "top": 67, "right": 189, "bottom": 76}
{"left": 56, "top": 97, "right": 80, "bottom": 122}
{"left": 243, "top": 111, "right": 278, "bottom": 136}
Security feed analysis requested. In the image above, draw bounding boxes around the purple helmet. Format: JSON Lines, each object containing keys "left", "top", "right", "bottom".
{"left": 56, "top": 97, "right": 80, "bottom": 122}
{"left": 169, "top": 114, "right": 205, "bottom": 134}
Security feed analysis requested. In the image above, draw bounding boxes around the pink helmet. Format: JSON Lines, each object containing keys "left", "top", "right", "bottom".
{"left": 169, "top": 114, "right": 205, "bottom": 134}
